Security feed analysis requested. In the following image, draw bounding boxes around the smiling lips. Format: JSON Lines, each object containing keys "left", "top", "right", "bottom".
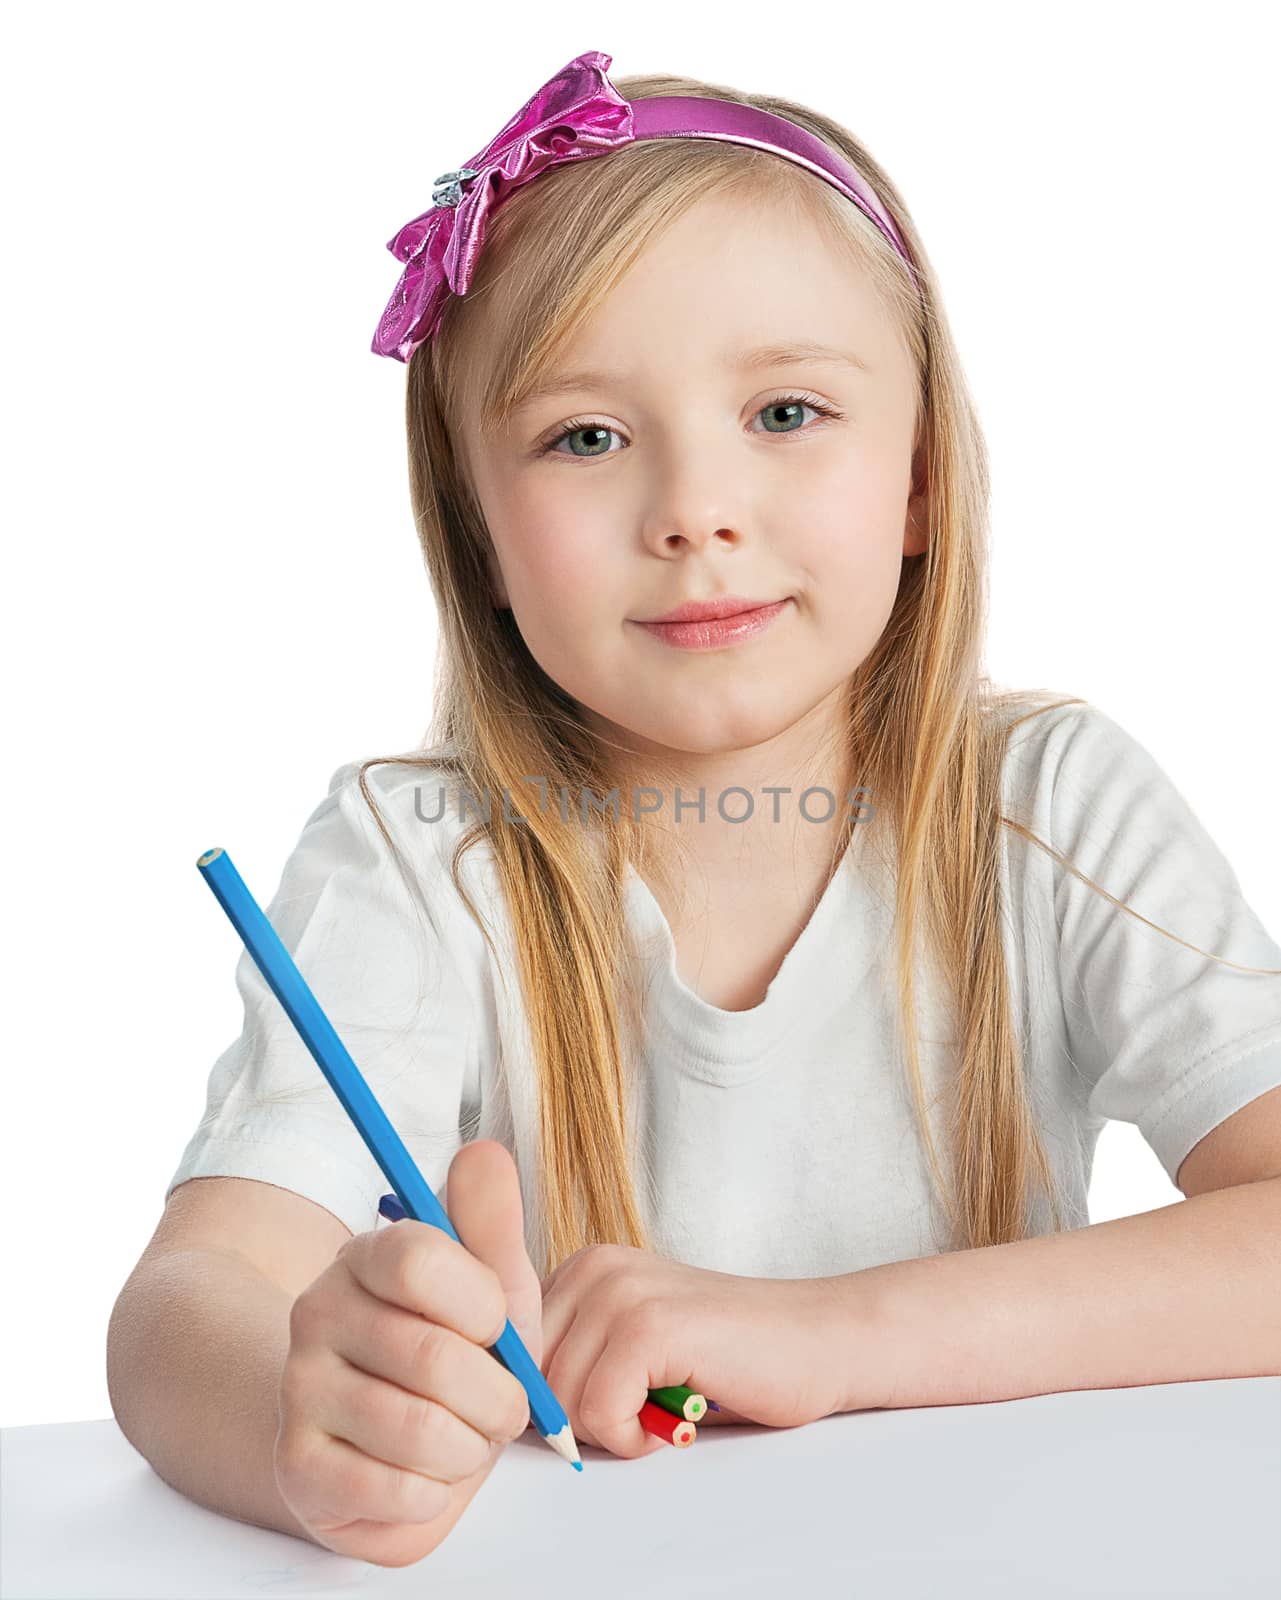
{"left": 639, "top": 594, "right": 781, "bottom": 624}
{"left": 632, "top": 596, "right": 791, "bottom": 651}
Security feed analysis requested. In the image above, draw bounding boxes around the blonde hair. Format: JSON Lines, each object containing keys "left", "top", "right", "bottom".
{"left": 352, "top": 70, "right": 1280, "bottom": 1276}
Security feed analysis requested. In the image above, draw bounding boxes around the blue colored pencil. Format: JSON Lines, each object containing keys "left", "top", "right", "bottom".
{"left": 195, "top": 845, "right": 582, "bottom": 1472}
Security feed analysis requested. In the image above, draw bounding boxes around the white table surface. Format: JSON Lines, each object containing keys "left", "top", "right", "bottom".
{"left": 3, "top": 1377, "right": 1279, "bottom": 1598}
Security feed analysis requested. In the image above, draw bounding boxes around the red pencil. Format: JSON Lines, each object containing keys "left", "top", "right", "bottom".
{"left": 639, "top": 1399, "right": 697, "bottom": 1447}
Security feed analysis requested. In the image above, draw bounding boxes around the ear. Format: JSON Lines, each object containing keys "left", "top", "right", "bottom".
{"left": 903, "top": 450, "right": 929, "bottom": 558}
{"left": 903, "top": 494, "right": 928, "bottom": 558}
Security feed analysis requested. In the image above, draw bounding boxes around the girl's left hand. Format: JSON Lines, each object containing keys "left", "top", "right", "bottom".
{"left": 537, "top": 1243, "right": 850, "bottom": 1458}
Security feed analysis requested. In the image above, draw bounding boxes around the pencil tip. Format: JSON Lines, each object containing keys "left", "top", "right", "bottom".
{"left": 543, "top": 1421, "right": 583, "bottom": 1470}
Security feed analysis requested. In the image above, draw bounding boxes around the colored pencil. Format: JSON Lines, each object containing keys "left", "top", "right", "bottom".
{"left": 640, "top": 1400, "right": 696, "bottom": 1448}
{"left": 648, "top": 1384, "right": 707, "bottom": 1421}
{"left": 196, "top": 845, "right": 581, "bottom": 1473}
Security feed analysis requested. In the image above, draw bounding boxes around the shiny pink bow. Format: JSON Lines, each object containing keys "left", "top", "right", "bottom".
{"left": 372, "top": 50, "right": 634, "bottom": 362}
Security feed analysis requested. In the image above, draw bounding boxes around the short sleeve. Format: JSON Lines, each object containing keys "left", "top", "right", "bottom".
{"left": 165, "top": 759, "right": 484, "bottom": 1238}
{"left": 1049, "top": 705, "right": 1281, "bottom": 1187}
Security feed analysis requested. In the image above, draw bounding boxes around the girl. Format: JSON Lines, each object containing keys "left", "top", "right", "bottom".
{"left": 117, "top": 49, "right": 1281, "bottom": 1566}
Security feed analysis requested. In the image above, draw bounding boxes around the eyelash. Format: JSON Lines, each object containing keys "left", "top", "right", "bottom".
{"left": 533, "top": 391, "right": 844, "bottom": 459}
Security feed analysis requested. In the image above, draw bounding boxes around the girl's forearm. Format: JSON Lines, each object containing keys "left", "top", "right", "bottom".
{"left": 107, "top": 1247, "right": 314, "bottom": 1540}
{"left": 823, "top": 1176, "right": 1281, "bottom": 1412}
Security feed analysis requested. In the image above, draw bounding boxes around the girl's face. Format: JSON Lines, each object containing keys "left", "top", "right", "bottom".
{"left": 458, "top": 189, "right": 926, "bottom": 768}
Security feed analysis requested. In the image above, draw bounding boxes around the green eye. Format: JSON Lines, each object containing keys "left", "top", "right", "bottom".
{"left": 551, "top": 423, "right": 617, "bottom": 458}
{"left": 536, "top": 392, "right": 841, "bottom": 459}
{"left": 759, "top": 399, "right": 809, "bottom": 433}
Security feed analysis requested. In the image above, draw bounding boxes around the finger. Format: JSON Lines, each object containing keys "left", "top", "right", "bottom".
{"left": 539, "top": 1256, "right": 570, "bottom": 1299}
{"left": 341, "top": 1223, "right": 508, "bottom": 1348}
{"left": 277, "top": 1421, "right": 454, "bottom": 1530}
{"left": 447, "top": 1141, "right": 535, "bottom": 1302}
{"left": 320, "top": 1284, "right": 530, "bottom": 1447}
{"left": 542, "top": 1305, "right": 604, "bottom": 1450}
{"left": 447, "top": 1141, "right": 543, "bottom": 1370}
{"left": 537, "top": 1275, "right": 582, "bottom": 1379}
{"left": 310, "top": 1343, "right": 496, "bottom": 1484}
{"left": 546, "top": 1316, "right": 667, "bottom": 1460}
{"left": 578, "top": 1333, "right": 669, "bottom": 1460}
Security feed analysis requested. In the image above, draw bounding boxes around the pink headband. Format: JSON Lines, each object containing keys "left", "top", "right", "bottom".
{"left": 372, "top": 50, "right": 921, "bottom": 363}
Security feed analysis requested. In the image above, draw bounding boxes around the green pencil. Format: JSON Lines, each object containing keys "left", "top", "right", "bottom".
{"left": 648, "top": 1384, "right": 707, "bottom": 1422}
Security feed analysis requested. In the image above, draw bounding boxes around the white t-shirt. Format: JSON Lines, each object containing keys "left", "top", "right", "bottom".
{"left": 166, "top": 699, "right": 1281, "bottom": 1277}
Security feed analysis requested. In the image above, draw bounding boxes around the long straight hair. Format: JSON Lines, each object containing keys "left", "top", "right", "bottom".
{"left": 353, "top": 71, "right": 1280, "bottom": 1276}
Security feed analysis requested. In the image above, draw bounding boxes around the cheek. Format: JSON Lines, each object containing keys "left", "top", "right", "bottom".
{"left": 494, "top": 495, "right": 615, "bottom": 613}
{"left": 524, "top": 534, "right": 607, "bottom": 606}
{"left": 791, "top": 481, "right": 911, "bottom": 658}
{"left": 800, "top": 468, "right": 909, "bottom": 585}
{"left": 493, "top": 522, "right": 629, "bottom": 684}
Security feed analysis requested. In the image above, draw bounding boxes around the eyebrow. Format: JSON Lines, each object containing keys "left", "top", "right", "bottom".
{"left": 508, "top": 341, "right": 869, "bottom": 415}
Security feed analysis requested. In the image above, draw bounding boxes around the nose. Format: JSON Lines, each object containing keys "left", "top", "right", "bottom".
{"left": 639, "top": 456, "right": 748, "bottom": 559}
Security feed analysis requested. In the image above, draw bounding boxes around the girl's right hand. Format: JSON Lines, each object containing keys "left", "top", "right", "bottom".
{"left": 273, "top": 1141, "right": 544, "bottom": 1567}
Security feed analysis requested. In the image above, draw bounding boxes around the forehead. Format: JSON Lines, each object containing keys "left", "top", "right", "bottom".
{"left": 468, "top": 184, "right": 903, "bottom": 434}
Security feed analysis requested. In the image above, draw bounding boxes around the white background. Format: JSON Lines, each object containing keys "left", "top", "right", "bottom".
{"left": 3, "top": 3, "right": 1277, "bottom": 1428}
